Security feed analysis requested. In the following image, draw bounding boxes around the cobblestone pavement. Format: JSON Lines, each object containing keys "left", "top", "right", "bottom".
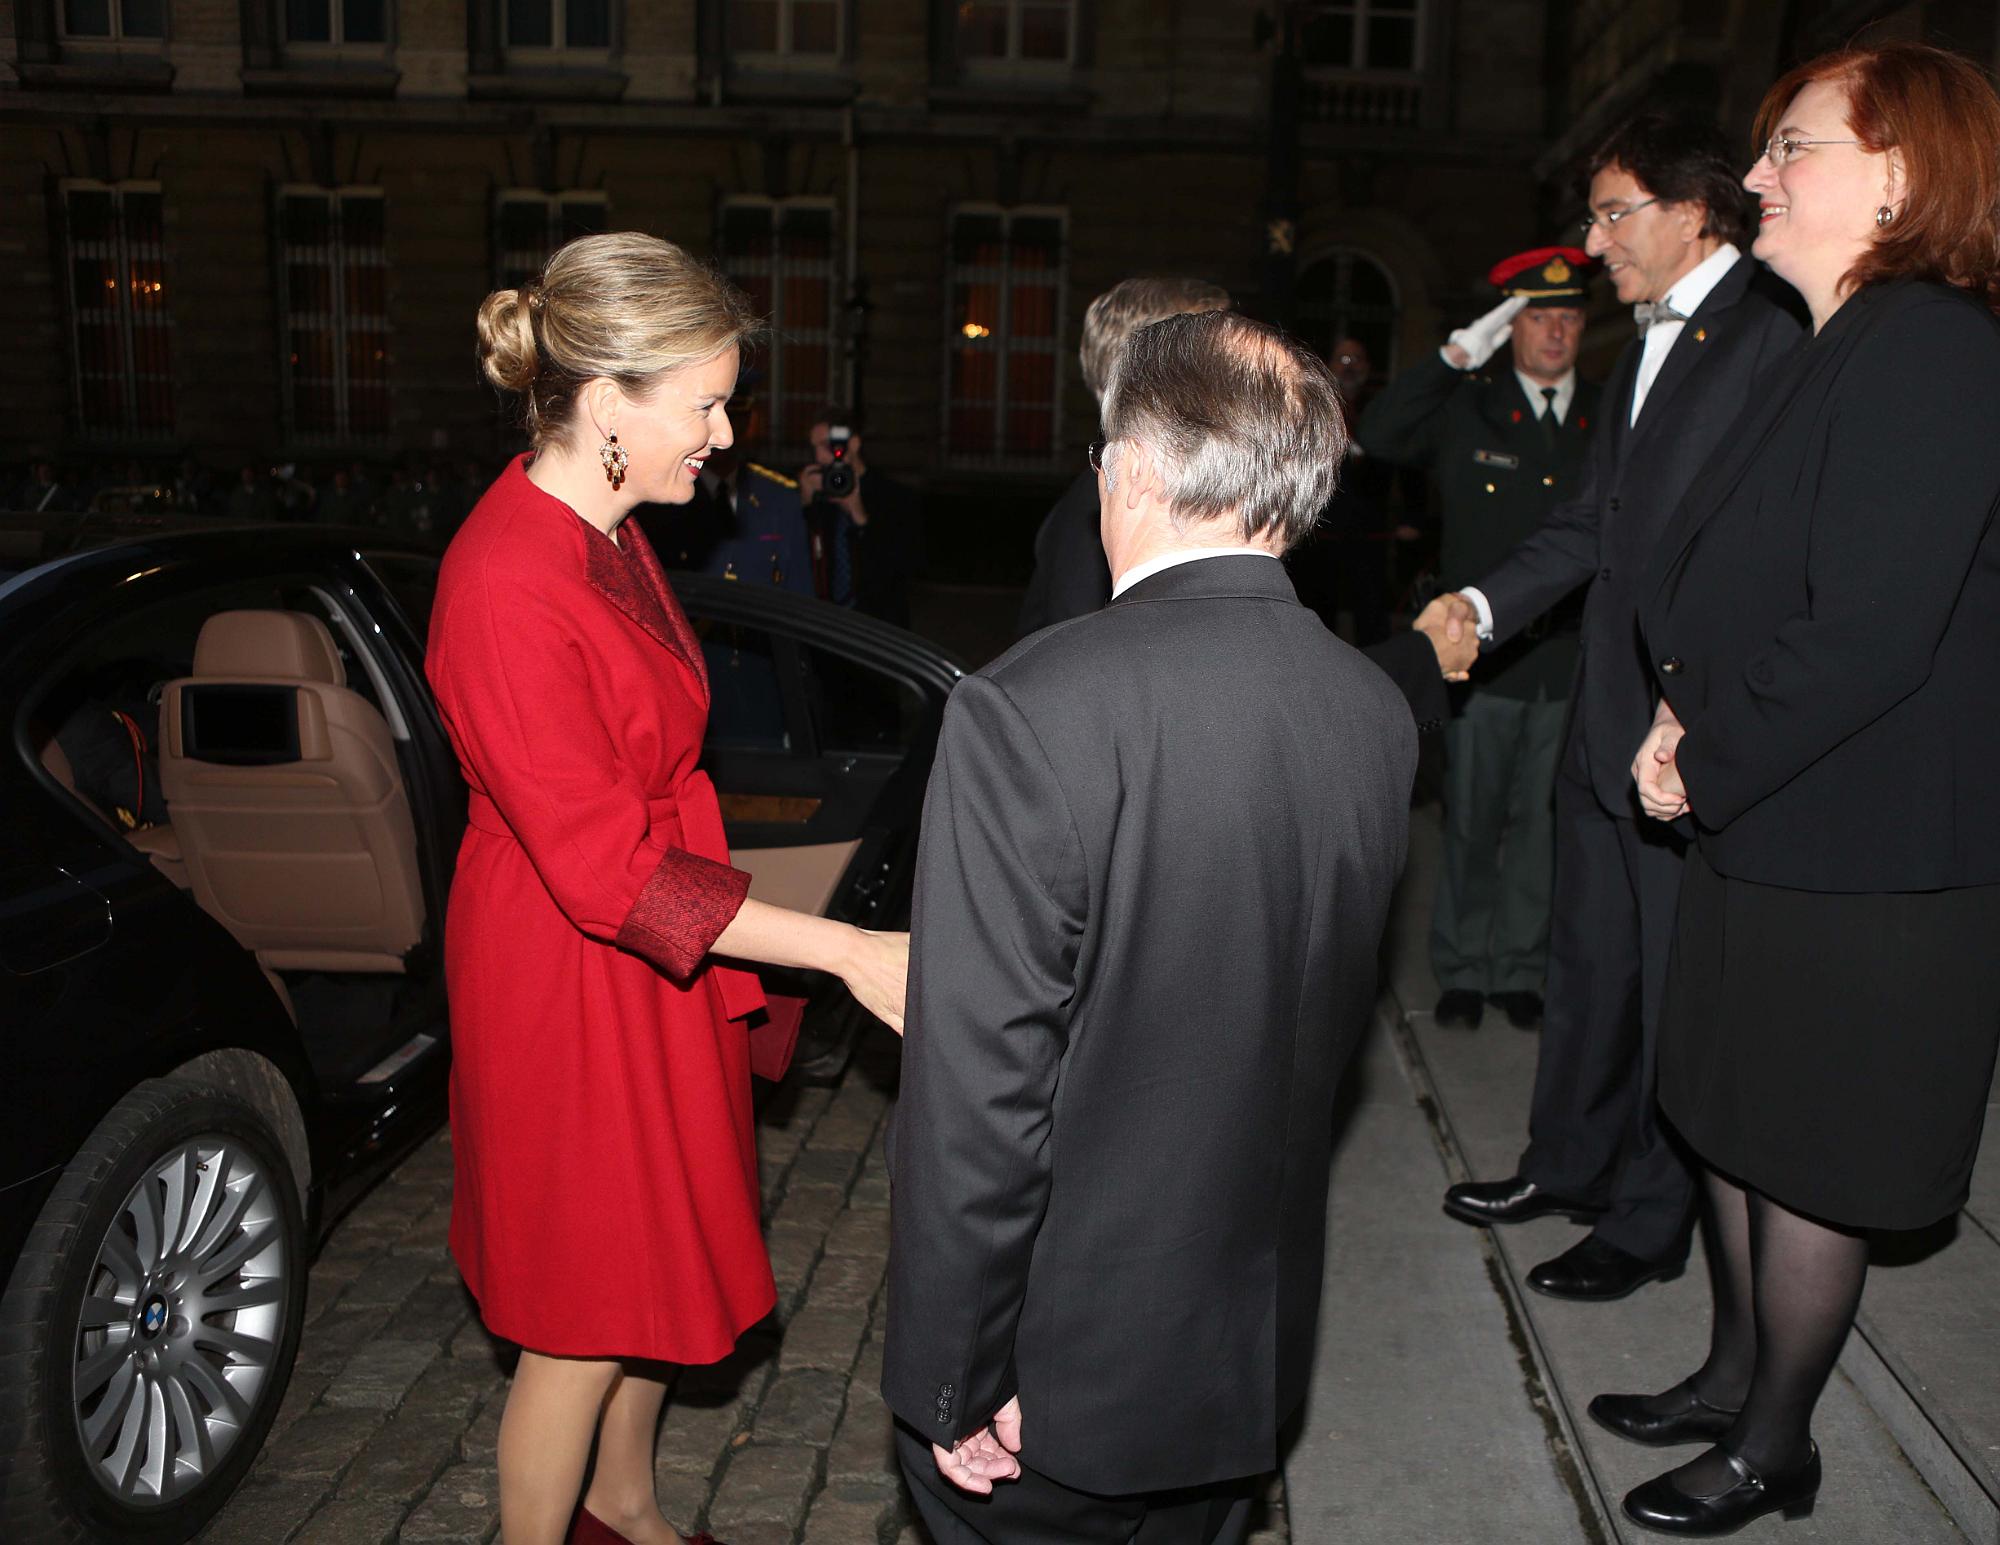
{"left": 199, "top": 1034, "right": 1290, "bottom": 1544}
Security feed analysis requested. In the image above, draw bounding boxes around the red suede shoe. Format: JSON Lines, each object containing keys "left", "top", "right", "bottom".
{"left": 567, "top": 1505, "right": 723, "bottom": 1545}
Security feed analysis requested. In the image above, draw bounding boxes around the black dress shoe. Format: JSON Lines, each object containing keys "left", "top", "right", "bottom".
{"left": 1624, "top": 1443, "right": 1820, "bottom": 1535}
{"left": 1489, "top": 989, "right": 1544, "bottom": 1029}
{"left": 1527, "top": 1234, "right": 1683, "bottom": 1301}
{"left": 1442, "top": 1175, "right": 1601, "bottom": 1227}
{"left": 1590, "top": 1382, "right": 1742, "bottom": 1447}
{"left": 1434, "top": 988, "right": 1485, "bottom": 1028}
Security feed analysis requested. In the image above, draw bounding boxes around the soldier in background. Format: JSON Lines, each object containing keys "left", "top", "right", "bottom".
{"left": 1360, "top": 247, "right": 1600, "bottom": 1031}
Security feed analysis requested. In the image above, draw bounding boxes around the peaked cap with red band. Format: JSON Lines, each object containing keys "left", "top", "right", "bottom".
{"left": 1487, "top": 245, "right": 1597, "bottom": 306}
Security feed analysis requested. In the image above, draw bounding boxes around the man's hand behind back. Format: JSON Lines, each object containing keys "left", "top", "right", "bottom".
{"left": 933, "top": 1396, "right": 1024, "bottom": 1494}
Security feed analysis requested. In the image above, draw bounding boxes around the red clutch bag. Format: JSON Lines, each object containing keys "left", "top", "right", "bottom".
{"left": 749, "top": 993, "right": 807, "bottom": 1082}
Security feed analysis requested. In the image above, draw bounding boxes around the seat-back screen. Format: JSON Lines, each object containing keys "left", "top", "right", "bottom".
{"left": 182, "top": 684, "right": 302, "bottom": 765}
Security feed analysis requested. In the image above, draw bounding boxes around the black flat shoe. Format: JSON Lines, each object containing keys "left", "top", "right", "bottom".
{"left": 1527, "top": 1234, "right": 1683, "bottom": 1301}
{"left": 1590, "top": 1382, "right": 1742, "bottom": 1446}
{"left": 1442, "top": 1175, "right": 1602, "bottom": 1227}
{"left": 1623, "top": 1443, "right": 1820, "bottom": 1535}
{"left": 1489, "top": 989, "right": 1544, "bottom": 1029}
{"left": 1434, "top": 988, "right": 1485, "bottom": 1028}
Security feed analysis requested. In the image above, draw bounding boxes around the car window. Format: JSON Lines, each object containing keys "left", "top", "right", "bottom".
{"left": 800, "top": 643, "right": 926, "bottom": 756}
{"left": 362, "top": 552, "right": 442, "bottom": 640}
{"left": 699, "top": 620, "right": 794, "bottom": 753}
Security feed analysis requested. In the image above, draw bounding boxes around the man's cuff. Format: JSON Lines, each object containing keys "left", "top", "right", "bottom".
{"left": 1459, "top": 586, "right": 1497, "bottom": 641}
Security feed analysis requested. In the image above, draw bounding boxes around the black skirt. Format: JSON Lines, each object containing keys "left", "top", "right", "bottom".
{"left": 1658, "top": 846, "right": 2000, "bottom": 1230}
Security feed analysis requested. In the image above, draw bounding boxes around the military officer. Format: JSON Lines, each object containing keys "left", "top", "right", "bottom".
{"left": 642, "top": 381, "right": 815, "bottom": 597}
{"left": 1359, "top": 246, "right": 1600, "bottom": 1031}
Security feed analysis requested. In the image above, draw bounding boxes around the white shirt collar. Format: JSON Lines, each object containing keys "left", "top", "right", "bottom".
{"left": 1661, "top": 242, "right": 1741, "bottom": 322}
{"left": 1111, "top": 546, "right": 1280, "bottom": 599}
{"left": 1513, "top": 367, "right": 1577, "bottom": 422}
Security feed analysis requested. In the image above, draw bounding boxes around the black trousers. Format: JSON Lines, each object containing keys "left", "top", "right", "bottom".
{"left": 895, "top": 1421, "right": 1254, "bottom": 1545}
{"left": 1518, "top": 752, "right": 1692, "bottom": 1261}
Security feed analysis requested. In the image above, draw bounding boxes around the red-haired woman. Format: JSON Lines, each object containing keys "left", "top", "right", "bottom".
{"left": 1612, "top": 44, "right": 2000, "bottom": 1535}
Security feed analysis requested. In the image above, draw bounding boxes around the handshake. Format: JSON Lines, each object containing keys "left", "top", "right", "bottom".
{"left": 1413, "top": 592, "right": 1482, "bottom": 680}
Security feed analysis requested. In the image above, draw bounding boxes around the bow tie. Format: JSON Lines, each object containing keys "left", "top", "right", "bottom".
{"left": 1634, "top": 299, "right": 1690, "bottom": 332}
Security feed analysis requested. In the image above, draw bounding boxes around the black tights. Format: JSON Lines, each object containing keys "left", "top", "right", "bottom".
{"left": 1669, "top": 1166, "right": 1868, "bottom": 1489}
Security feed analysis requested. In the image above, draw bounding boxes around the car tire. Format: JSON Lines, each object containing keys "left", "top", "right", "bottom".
{"left": 0, "top": 1077, "right": 307, "bottom": 1544}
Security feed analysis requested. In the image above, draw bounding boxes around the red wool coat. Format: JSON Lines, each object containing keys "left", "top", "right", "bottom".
{"left": 426, "top": 455, "right": 775, "bottom": 1362}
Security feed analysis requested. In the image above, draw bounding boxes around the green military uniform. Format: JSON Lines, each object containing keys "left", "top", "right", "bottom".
{"left": 1358, "top": 249, "right": 1600, "bottom": 1008}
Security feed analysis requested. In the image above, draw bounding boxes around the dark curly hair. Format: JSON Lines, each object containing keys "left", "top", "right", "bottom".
{"left": 1586, "top": 112, "right": 1757, "bottom": 250}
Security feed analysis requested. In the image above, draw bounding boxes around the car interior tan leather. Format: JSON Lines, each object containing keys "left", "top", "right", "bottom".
{"left": 160, "top": 609, "right": 424, "bottom": 974}
{"left": 733, "top": 839, "right": 863, "bottom": 919}
{"left": 32, "top": 720, "right": 190, "bottom": 886}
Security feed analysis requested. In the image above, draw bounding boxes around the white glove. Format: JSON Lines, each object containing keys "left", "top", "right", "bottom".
{"left": 1442, "top": 295, "right": 1529, "bottom": 370}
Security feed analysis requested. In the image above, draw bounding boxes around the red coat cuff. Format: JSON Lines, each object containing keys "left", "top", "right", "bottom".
{"left": 615, "top": 847, "right": 752, "bottom": 981}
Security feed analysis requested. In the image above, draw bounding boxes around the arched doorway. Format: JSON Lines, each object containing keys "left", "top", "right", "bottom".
{"left": 1296, "top": 249, "right": 1400, "bottom": 382}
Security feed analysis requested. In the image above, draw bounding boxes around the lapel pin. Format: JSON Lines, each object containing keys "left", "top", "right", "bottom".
{"left": 1695, "top": 328, "right": 1707, "bottom": 341}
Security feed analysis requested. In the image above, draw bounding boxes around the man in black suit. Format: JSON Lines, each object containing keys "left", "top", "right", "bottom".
{"left": 1423, "top": 114, "right": 1804, "bottom": 1300}
{"left": 885, "top": 311, "right": 1416, "bottom": 1543}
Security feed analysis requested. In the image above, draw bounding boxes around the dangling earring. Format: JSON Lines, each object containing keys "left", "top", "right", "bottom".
{"left": 1876, "top": 204, "right": 1897, "bottom": 228}
{"left": 600, "top": 430, "right": 628, "bottom": 490}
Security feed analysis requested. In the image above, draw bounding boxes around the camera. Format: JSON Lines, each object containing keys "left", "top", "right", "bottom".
{"left": 821, "top": 423, "right": 856, "bottom": 499}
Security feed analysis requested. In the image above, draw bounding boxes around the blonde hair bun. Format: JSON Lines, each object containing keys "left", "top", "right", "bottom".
{"left": 474, "top": 232, "right": 764, "bottom": 449}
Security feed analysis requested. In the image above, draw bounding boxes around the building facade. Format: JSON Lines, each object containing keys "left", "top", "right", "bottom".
{"left": 2, "top": 0, "right": 1570, "bottom": 569}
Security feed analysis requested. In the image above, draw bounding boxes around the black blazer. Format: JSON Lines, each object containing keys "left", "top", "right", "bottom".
{"left": 883, "top": 556, "right": 1415, "bottom": 1495}
{"left": 1016, "top": 470, "right": 1108, "bottom": 637}
{"left": 1640, "top": 280, "right": 2000, "bottom": 891}
{"left": 1474, "top": 255, "right": 1804, "bottom": 813}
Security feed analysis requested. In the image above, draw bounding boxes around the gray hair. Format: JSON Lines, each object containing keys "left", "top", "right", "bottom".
{"left": 1079, "top": 276, "right": 1233, "bottom": 402}
{"left": 1099, "top": 310, "right": 1347, "bottom": 553}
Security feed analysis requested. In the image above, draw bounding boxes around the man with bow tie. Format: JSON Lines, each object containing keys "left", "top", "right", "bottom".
{"left": 1360, "top": 245, "right": 1601, "bottom": 1040}
{"left": 1419, "top": 113, "right": 1804, "bottom": 1302}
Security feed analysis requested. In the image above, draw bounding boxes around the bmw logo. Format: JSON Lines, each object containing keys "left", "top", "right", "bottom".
{"left": 140, "top": 1296, "right": 168, "bottom": 1337}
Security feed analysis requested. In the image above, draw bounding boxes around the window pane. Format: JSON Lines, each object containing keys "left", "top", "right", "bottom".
{"left": 699, "top": 624, "right": 792, "bottom": 752}
{"left": 1019, "top": 3, "right": 1070, "bottom": 62}
{"left": 723, "top": 203, "right": 777, "bottom": 259}
{"left": 803, "top": 645, "right": 921, "bottom": 754}
{"left": 67, "top": 188, "right": 115, "bottom": 242}
{"left": 790, "top": 0, "right": 838, "bottom": 54}
{"left": 730, "top": 0, "right": 779, "bottom": 52}
{"left": 63, "top": 0, "right": 112, "bottom": 37}
{"left": 286, "top": 0, "right": 332, "bottom": 43}
{"left": 343, "top": 0, "right": 388, "bottom": 43}
{"left": 951, "top": 212, "right": 1004, "bottom": 266}
{"left": 340, "top": 194, "right": 386, "bottom": 247}
{"left": 958, "top": 2, "right": 1009, "bottom": 60}
{"left": 507, "top": 0, "right": 553, "bottom": 47}
{"left": 566, "top": 0, "right": 612, "bottom": 47}
{"left": 498, "top": 198, "right": 550, "bottom": 257}
{"left": 282, "top": 194, "right": 334, "bottom": 246}
{"left": 557, "top": 198, "right": 607, "bottom": 242}
{"left": 1366, "top": 15, "right": 1417, "bottom": 69}
{"left": 119, "top": 0, "right": 165, "bottom": 37}
{"left": 1347, "top": 255, "right": 1394, "bottom": 307}
{"left": 1300, "top": 11, "right": 1355, "bottom": 68}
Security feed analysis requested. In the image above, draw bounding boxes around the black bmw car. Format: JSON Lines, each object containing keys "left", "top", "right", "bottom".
{"left": 0, "top": 514, "right": 957, "bottom": 1543}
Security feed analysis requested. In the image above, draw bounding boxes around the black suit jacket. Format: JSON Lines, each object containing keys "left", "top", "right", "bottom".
{"left": 1016, "top": 470, "right": 1107, "bottom": 637}
{"left": 884, "top": 555, "right": 1415, "bottom": 1495}
{"left": 1473, "top": 255, "right": 1804, "bottom": 812}
{"left": 1641, "top": 280, "right": 2000, "bottom": 891}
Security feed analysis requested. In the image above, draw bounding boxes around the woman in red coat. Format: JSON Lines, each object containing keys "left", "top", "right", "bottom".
{"left": 427, "top": 233, "right": 907, "bottom": 1545}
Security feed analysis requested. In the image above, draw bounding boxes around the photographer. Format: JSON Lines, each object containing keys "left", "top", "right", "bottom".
{"left": 799, "top": 408, "right": 923, "bottom": 628}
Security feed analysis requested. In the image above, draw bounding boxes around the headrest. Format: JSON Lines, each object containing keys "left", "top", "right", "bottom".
{"left": 193, "top": 610, "right": 345, "bottom": 687}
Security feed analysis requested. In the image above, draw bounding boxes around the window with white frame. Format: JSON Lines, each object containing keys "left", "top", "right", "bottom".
{"left": 278, "top": 189, "right": 391, "bottom": 442}
{"left": 504, "top": 0, "right": 612, "bottom": 53}
{"left": 1301, "top": 0, "right": 1422, "bottom": 72}
{"left": 944, "top": 208, "right": 1065, "bottom": 466}
{"left": 719, "top": 201, "right": 838, "bottom": 456}
{"left": 59, "top": 0, "right": 167, "bottom": 44}
{"left": 61, "top": 182, "right": 175, "bottom": 439}
{"left": 494, "top": 192, "right": 609, "bottom": 290}
{"left": 1296, "top": 249, "right": 1400, "bottom": 381}
{"left": 728, "top": 0, "right": 840, "bottom": 60}
{"left": 956, "top": 0, "right": 1075, "bottom": 67}
{"left": 284, "top": 0, "right": 389, "bottom": 49}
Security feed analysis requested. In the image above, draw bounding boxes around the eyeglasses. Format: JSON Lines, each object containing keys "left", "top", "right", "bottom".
{"left": 1762, "top": 133, "right": 1862, "bottom": 166}
{"left": 1577, "top": 197, "right": 1658, "bottom": 237}
{"left": 1088, "top": 438, "right": 1109, "bottom": 474}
